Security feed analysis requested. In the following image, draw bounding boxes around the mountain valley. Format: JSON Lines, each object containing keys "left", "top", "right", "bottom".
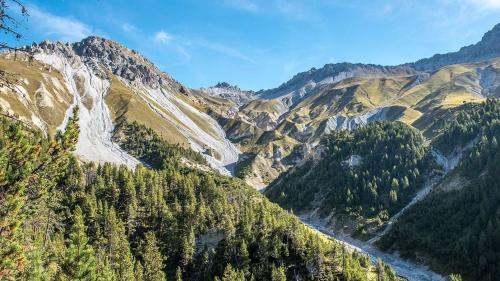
{"left": 1, "top": 11, "right": 500, "bottom": 280}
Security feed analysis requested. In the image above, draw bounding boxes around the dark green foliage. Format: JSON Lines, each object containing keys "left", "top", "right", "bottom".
{"left": 0, "top": 115, "right": 398, "bottom": 280}
{"left": 0, "top": 107, "right": 79, "bottom": 279}
{"left": 378, "top": 100, "right": 500, "bottom": 281}
{"left": 266, "top": 122, "right": 431, "bottom": 233}
{"left": 433, "top": 99, "right": 500, "bottom": 155}
{"left": 114, "top": 120, "right": 207, "bottom": 169}
{"left": 59, "top": 206, "right": 97, "bottom": 280}
{"left": 142, "top": 232, "right": 166, "bottom": 281}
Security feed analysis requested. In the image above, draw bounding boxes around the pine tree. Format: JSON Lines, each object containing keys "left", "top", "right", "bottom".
{"left": 219, "top": 264, "right": 245, "bottom": 281}
{"left": 142, "top": 232, "right": 166, "bottom": 281}
{"left": 95, "top": 248, "right": 117, "bottom": 281}
{"left": 389, "top": 190, "right": 398, "bottom": 203}
{"left": 134, "top": 261, "right": 144, "bottom": 281}
{"left": 271, "top": 265, "right": 287, "bottom": 281}
{"left": 24, "top": 235, "right": 51, "bottom": 281}
{"left": 0, "top": 108, "right": 79, "bottom": 279}
{"left": 60, "top": 206, "right": 97, "bottom": 281}
{"left": 237, "top": 240, "right": 250, "bottom": 269}
{"left": 175, "top": 266, "right": 183, "bottom": 281}
{"left": 102, "top": 208, "right": 135, "bottom": 279}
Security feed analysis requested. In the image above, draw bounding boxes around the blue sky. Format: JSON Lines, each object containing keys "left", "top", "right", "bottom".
{"left": 7, "top": 0, "right": 500, "bottom": 90}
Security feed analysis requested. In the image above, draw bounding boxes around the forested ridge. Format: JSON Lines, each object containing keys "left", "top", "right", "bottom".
{"left": 378, "top": 99, "right": 500, "bottom": 281}
{"left": 265, "top": 122, "right": 431, "bottom": 236}
{"left": 0, "top": 112, "right": 401, "bottom": 280}
{"left": 113, "top": 120, "right": 208, "bottom": 169}
{"left": 433, "top": 99, "right": 500, "bottom": 155}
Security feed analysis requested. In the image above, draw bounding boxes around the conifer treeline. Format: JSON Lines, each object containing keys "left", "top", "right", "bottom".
{"left": 265, "top": 122, "right": 431, "bottom": 235}
{"left": 0, "top": 113, "right": 400, "bottom": 280}
{"left": 378, "top": 99, "right": 500, "bottom": 281}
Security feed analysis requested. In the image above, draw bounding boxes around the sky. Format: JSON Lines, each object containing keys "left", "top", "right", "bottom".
{"left": 6, "top": 0, "right": 500, "bottom": 90}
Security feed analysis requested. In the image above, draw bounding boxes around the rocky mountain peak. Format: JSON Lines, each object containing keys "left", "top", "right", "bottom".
{"left": 481, "top": 22, "right": 500, "bottom": 43}
{"left": 27, "top": 36, "right": 185, "bottom": 92}
{"left": 202, "top": 82, "right": 256, "bottom": 106}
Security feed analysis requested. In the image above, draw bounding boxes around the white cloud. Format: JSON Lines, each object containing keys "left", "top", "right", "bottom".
{"left": 30, "top": 6, "right": 92, "bottom": 42}
{"left": 122, "top": 23, "right": 137, "bottom": 33}
{"left": 154, "top": 30, "right": 173, "bottom": 44}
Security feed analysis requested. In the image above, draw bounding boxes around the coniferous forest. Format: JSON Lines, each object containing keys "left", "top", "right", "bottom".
{"left": 378, "top": 99, "right": 500, "bottom": 281}
{"left": 265, "top": 122, "right": 432, "bottom": 235}
{"left": 2, "top": 2, "right": 500, "bottom": 279}
{"left": 0, "top": 109, "right": 401, "bottom": 280}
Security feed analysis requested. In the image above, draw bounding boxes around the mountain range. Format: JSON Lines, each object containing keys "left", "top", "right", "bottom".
{"left": 2, "top": 23, "right": 500, "bottom": 188}
{"left": 2, "top": 15, "right": 500, "bottom": 281}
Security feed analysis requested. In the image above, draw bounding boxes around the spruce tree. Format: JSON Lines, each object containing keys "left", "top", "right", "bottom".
{"left": 271, "top": 265, "right": 287, "bottom": 281}
{"left": 60, "top": 206, "right": 97, "bottom": 281}
{"left": 142, "top": 232, "right": 166, "bottom": 281}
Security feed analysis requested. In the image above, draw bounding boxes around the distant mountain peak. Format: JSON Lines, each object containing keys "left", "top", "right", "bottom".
{"left": 212, "top": 82, "right": 243, "bottom": 91}
{"left": 409, "top": 22, "right": 500, "bottom": 71}
{"left": 202, "top": 82, "right": 255, "bottom": 106}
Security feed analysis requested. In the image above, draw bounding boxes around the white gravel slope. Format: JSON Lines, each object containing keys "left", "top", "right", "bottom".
{"left": 141, "top": 87, "right": 239, "bottom": 175}
{"left": 35, "top": 53, "right": 140, "bottom": 169}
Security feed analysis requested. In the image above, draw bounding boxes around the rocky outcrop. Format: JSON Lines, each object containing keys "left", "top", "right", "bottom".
{"left": 201, "top": 82, "right": 256, "bottom": 106}
{"left": 26, "top": 37, "right": 185, "bottom": 92}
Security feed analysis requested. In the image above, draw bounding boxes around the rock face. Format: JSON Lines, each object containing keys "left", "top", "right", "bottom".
{"left": 3, "top": 22, "right": 500, "bottom": 189}
{"left": 206, "top": 23, "right": 500, "bottom": 188}
{"left": 31, "top": 37, "right": 184, "bottom": 91}
{"left": 201, "top": 82, "right": 256, "bottom": 106}
{"left": 409, "top": 23, "right": 500, "bottom": 71}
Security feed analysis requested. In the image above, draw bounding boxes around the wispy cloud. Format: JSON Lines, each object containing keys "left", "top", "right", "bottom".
{"left": 153, "top": 30, "right": 173, "bottom": 44}
{"left": 122, "top": 23, "right": 137, "bottom": 33}
{"left": 462, "top": 0, "right": 500, "bottom": 11}
{"left": 221, "top": 0, "right": 319, "bottom": 21}
{"left": 223, "top": 0, "right": 258, "bottom": 11}
{"left": 197, "top": 39, "right": 256, "bottom": 64}
{"left": 29, "top": 6, "right": 92, "bottom": 42}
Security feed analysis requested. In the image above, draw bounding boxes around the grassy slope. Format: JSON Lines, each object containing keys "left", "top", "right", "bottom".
{"left": 0, "top": 55, "right": 73, "bottom": 134}
{"left": 105, "top": 73, "right": 189, "bottom": 146}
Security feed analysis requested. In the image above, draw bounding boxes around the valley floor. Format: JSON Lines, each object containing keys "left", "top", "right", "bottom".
{"left": 301, "top": 217, "right": 445, "bottom": 281}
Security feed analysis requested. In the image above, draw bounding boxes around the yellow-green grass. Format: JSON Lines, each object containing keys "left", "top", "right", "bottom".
{"left": 0, "top": 55, "right": 72, "bottom": 135}
{"left": 105, "top": 74, "right": 189, "bottom": 146}
{"left": 168, "top": 95, "right": 222, "bottom": 141}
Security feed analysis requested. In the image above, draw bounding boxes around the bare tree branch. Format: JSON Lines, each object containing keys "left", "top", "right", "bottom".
{"left": 0, "top": 0, "right": 30, "bottom": 89}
